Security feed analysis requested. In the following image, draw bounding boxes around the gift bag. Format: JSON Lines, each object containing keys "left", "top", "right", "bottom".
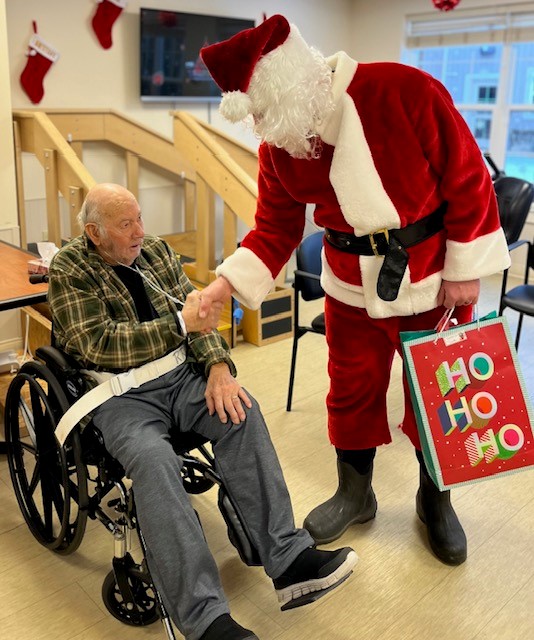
{"left": 401, "top": 312, "right": 534, "bottom": 490}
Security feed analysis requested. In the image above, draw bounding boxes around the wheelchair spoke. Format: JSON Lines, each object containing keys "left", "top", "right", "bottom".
{"left": 41, "top": 479, "right": 54, "bottom": 535}
{"left": 42, "top": 457, "right": 66, "bottom": 515}
{"left": 19, "top": 398, "right": 37, "bottom": 446}
{"left": 19, "top": 440, "right": 37, "bottom": 456}
{"left": 27, "top": 460, "right": 41, "bottom": 497}
{"left": 38, "top": 450, "right": 57, "bottom": 536}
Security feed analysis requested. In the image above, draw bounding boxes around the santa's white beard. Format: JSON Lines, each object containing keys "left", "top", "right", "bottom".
{"left": 247, "top": 33, "right": 334, "bottom": 159}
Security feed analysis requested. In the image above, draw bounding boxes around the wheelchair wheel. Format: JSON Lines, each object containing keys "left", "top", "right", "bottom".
{"left": 102, "top": 568, "right": 160, "bottom": 626}
{"left": 4, "top": 361, "right": 88, "bottom": 554}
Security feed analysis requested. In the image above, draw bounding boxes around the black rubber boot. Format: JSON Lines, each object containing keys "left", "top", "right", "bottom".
{"left": 303, "top": 460, "right": 377, "bottom": 544}
{"left": 416, "top": 463, "right": 467, "bottom": 566}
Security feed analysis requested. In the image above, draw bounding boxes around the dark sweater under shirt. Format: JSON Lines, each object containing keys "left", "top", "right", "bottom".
{"left": 112, "top": 264, "right": 158, "bottom": 322}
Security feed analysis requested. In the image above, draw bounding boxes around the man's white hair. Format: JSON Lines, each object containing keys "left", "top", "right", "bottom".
{"left": 247, "top": 27, "right": 334, "bottom": 159}
{"left": 77, "top": 195, "right": 103, "bottom": 232}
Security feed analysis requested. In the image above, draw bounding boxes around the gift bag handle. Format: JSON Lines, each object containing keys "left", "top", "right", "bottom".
{"left": 433, "top": 305, "right": 480, "bottom": 343}
{"left": 434, "top": 307, "right": 456, "bottom": 335}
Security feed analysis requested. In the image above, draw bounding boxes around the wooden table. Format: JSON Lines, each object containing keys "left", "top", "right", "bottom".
{"left": 0, "top": 240, "right": 48, "bottom": 311}
{"left": 0, "top": 240, "right": 48, "bottom": 453}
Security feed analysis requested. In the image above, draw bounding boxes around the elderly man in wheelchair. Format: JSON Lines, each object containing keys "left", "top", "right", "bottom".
{"left": 5, "top": 183, "right": 357, "bottom": 640}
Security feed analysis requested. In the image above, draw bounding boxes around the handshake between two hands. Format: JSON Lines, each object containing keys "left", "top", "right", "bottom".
{"left": 181, "top": 277, "right": 234, "bottom": 334}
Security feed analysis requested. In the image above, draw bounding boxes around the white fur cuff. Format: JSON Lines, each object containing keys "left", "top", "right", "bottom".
{"left": 442, "top": 228, "right": 511, "bottom": 281}
{"left": 215, "top": 247, "right": 274, "bottom": 310}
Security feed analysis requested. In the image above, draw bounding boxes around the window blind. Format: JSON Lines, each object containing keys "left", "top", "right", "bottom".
{"left": 405, "top": 3, "right": 534, "bottom": 47}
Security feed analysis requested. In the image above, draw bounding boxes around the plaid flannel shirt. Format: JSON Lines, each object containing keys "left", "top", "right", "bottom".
{"left": 48, "top": 235, "right": 236, "bottom": 377}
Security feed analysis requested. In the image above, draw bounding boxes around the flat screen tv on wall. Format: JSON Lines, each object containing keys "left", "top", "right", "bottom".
{"left": 140, "top": 8, "right": 255, "bottom": 102}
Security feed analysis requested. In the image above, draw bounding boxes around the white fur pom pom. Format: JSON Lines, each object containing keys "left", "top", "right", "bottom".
{"left": 219, "top": 91, "right": 253, "bottom": 123}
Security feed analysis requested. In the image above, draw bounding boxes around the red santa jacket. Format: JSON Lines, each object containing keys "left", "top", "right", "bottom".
{"left": 216, "top": 52, "right": 510, "bottom": 318}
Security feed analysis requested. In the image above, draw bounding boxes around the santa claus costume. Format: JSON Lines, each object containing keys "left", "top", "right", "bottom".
{"left": 200, "top": 15, "right": 510, "bottom": 565}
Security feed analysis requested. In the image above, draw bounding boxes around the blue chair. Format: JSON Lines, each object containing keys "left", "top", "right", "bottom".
{"left": 286, "top": 231, "right": 326, "bottom": 411}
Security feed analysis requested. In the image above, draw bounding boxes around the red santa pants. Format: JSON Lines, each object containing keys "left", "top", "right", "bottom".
{"left": 324, "top": 295, "right": 473, "bottom": 450}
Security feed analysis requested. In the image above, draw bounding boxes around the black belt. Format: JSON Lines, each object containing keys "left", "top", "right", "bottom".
{"left": 325, "top": 202, "right": 447, "bottom": 301}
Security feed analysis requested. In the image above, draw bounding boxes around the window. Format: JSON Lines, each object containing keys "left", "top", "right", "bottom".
{"left": 402, "top": 5, "right": 534, "bottom": 182}
{"left": 478, "top": 86, "right": 497, "bottom": 103}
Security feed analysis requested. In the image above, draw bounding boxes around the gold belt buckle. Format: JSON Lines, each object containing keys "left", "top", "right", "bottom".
{"left": 369, "top": 228, "right": 389, "bottom": 257}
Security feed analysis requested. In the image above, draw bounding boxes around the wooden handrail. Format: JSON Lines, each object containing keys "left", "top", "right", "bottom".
{"left": 43, "top": 109, "right": 195, "bottom": 181}
{"left": 173, "top": 111, "right": 257, "bottom": 228}
{"left": 13, "top": 111, "right": 95, "bottom": 192}
{"left": 195, "top": 118, "right": 259, "bottom": 182}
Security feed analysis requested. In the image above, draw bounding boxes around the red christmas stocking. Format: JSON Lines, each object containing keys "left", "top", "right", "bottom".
{"left": 20, "top": 31, "right": 60, "bottom": 104}
{"left": 91, "top": 0, "right": 128, "bottom": 50}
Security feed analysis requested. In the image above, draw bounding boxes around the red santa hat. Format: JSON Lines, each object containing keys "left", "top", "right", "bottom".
{"left": 200, "top": 14, "right": 292, "bottom": 122}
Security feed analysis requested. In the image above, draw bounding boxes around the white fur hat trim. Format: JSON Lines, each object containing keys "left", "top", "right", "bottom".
{"left": 220, "top": 91, "right": 253, "bottom": 123}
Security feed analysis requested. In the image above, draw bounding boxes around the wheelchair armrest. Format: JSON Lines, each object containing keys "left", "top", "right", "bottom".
{"left": 36, "top": 345, "right": 82, "bottom": 376}
{"left": 36, "top": 346, "right": 88, "bottom": 404}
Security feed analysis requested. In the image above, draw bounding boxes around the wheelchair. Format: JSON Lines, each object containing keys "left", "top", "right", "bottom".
{"left": 4, "top": 344, "right": 260, "bottom": 638}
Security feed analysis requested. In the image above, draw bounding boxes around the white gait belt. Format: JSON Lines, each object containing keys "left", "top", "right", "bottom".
{"left": 55, "top": 346, "right": 187, "bottom": 446}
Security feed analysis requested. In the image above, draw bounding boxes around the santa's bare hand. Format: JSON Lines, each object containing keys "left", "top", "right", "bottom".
{"left": 437, "top": 279, "right": 480, "bottom": 309}
{"left": 199, "top": 277, "right": 234, "bottom": 319}
{"left": 182, "top": 291, "right": 223, "bottom": 332}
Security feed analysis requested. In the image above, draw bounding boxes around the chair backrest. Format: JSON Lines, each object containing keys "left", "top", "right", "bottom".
{"left": 295, "top": 231, "right": 325, "bottom": 301}
{"left": 494, "top": 175, "right": 534, "bottom": 245}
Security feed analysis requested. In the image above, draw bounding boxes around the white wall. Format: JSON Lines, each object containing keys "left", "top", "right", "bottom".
{"left": 1, "top": 0, "right": 18, "bottom": 234}
{"left": 0, "top": 0, "right": 22, "bottom": 351}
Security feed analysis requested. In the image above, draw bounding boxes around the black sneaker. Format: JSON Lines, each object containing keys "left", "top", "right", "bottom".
{"left": 273, "top": 546, "right": 358, "bottom": 610}
{"left": 199, "top": 614, "right": 259, "bottom": 640}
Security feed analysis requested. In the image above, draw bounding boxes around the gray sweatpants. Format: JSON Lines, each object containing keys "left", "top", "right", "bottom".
{"left": 93, "top": 362, "right": 313, "bottom": 640}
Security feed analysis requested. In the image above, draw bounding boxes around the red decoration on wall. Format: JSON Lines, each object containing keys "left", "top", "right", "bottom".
{"left": 19, "top": 21, "right": 60, "bottom": 104}
{"left": 432, "top": 0, "right": 461, "bottom": 11}
{"left": 91, "top": 0, "right": 127, "bottom": 50}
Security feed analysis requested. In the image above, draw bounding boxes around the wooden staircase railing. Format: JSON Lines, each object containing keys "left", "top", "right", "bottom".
{"left": 171, "top": 111, "right": 258, "bottom": 283}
